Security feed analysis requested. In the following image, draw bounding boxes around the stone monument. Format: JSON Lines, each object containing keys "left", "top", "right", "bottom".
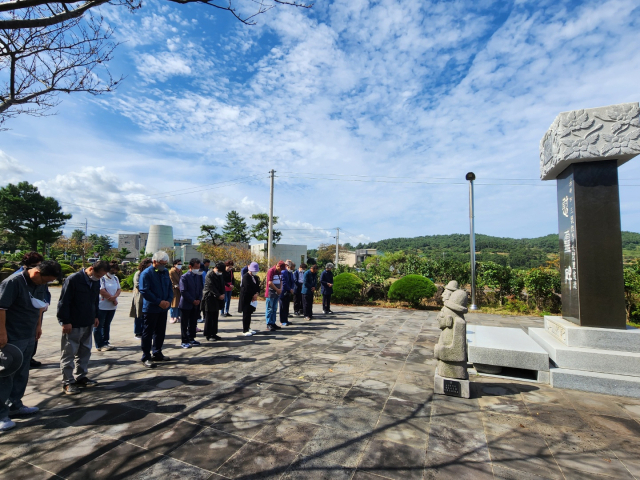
{"left": 540, "top": 102, "right": 640, "bottom": 328}
{"left": 529, "top": 102, "right": 640, "bottom": 397}
{"left": 434, "top": 288, "right": 470, "bottom": 398}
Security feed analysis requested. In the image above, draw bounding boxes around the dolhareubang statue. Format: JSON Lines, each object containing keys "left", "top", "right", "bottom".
{"left": 434, "top": 288, "right": 469, "bottom": 380}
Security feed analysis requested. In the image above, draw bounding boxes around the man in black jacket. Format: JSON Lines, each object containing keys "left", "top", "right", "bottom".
{"left": 57, "top": 260, "right": 109, "bottom": 395}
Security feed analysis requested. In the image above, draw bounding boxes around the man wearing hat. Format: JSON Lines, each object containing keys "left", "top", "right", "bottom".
{"left": 265, "top": 261, "right": 285, "bottom": 332}
{"left": 0, "top": 261, "right": 61, "bottom": 430}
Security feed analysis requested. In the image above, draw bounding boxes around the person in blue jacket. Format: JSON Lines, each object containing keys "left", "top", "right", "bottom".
{"left": 178, "top": 258, "right": 204, "bottom": 349}
{"left": 301, "top": 264, "right": 318, "bottom": 320}
{"left": 320, "top": 263, "right": 334, "bottom": 314}
{"left": 279, "top": 260, "right": 295, "bottom": 326}
{"left": 292, "top": 263, "right": 306, "bottom": 316}
{"left": 139, "top": 251, "right": 173, "bottom": 368}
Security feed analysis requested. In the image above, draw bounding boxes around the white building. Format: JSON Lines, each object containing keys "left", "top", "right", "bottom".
{"left": 251, "top": 243, "right": 307, "bottom": 265}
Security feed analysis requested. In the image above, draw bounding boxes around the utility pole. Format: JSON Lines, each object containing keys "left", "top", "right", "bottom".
{"left": 466, "top": 172, "right": 479, "bottom": 310}
{"left": 335, "top": 228, "right": 340, "bottom": 265}
{"left": 267, "top": 170, "right": 275, "bottom": 266}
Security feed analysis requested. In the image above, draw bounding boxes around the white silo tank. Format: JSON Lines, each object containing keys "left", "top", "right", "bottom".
{"left": 146, "top": 225, "right": 174, "bottom": 254}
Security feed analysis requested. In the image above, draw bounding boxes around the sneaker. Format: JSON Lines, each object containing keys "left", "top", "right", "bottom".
{"left": 273, "top": 325, "right": 282, "bottom": 330}
{"left": 269, "top": 326, "right": 277, "bottom": 332}
{"left": 190, "top": 340, "right": 201, "bottom": 346}
{"left": 212, "top": 335, "right": 222, "bottom": 341}
{"left": 0, "top": 418, "right": 16, "bottom": 431}
{"left": 152, "top": 355, "right": 171, "bottom": 362}
{"left": 323, "top": 311, "right": 329, "bottom": 315}
{"left": 134, "top": 335, "right": 142, "bottom": 339}
{"left": 143, "top": 360, "right": 156, "bottom": 368}
{"left": 104, "top": 344, "right": 116, "bottom": 351}
{"left": 181, "top": 343, "right": 192, "bottom": 349}
{"left": 225, "top": 313, "right": 232, "bottom": 317}
{"left": 63, "top": 384, "right": 81, "bottom": 395}
{"left": 76, "top": 377, "right": 98, "bottom": 388}
{"left": 9, "top": 406, "right": 39, "bottom": 416}
{"left": 250, "top": 329, "right": 257, "bottom": 334}
{"left": 197, "top": 318, "right": 204, "bottom": 323}
{"left": 327, "top": 310, "right": 334, "bottom": 314}
{"left": 196, "top": 327, "right": 203, "bottom": 333}
{"left": 281, "top": 322, "right": 289, "bottom": 326}
{"left": 243, "top": 331, "right": 254, "bottom": 336}
{"left": 29, "top": 359, "right": 42, "bottom": 368}
{"left": 304, "top": 317, "right": 311, "bottom": 321}
{"left": 169, "top": 318, "right": 178, "bottom": 324}
{"left": 97, "top": 346, "right": 109, "bottom": 352}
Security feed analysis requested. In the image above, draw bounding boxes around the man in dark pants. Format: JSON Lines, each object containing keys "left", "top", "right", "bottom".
{"left": 302, "top": 264, "right": 318, "bottom": 321}
{"left": 58, "top": 260, "right": 109, "bottom": 394}
{"left": 0, "top": 261, "right": 61, "bottom": 429}
{"left": 293, "top": 263, "right": 306, "bottom": 316}
{"left": 279, "top": 260, "right": 295, "bottom": 326}
{"left": 320, "top": 263, "right": 334, "bottom": 314}
{"left": 139, "top": 251, "right": 173, "bottom": 368}
{"left": 179, "top": 258, "right": 203, "bottom": 349}
{"left": 202, "top": 262, "right": 225, "bottom": 341}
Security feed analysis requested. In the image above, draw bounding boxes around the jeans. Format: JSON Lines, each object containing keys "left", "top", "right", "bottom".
{"left": 170, "top": 307, "right": 181, "bottom": 319}
{"left": 60, "top": 326, "right": 92, "bottom": 385}
{"left": 94, "top": 309, "right": 116, "bottom": 348}
{"left": 0, "top": 337, "right": 34, "bottom": 419}
{"left": 141, "top": 311, "right": 168, "bottom": 361}
{"left": 134, "top": 317, "right": 143, "bottom": 336}
{"left": 180, "top": 308, "right": 199, "bottom": 343}
{"left": 265, "top": 292, "right": 279, "bottom": 326}
{"left": 322, "top": 294, "right": 332, "bottom": 313}
{"left": 279, "top": 294, "right": 291, "bottom": 323}
{"left": 221, "top": 291, "right": 232, "bottom": 315}
{"left": 303, "top": 294, "right": 314, "bottom": 319}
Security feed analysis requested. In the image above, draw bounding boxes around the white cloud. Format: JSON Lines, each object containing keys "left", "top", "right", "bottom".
{"left": 5, "top": 0, "right": 640, "bottom": 246}
{"left": 0, "top": 150, "right": 32, "bottom": 185}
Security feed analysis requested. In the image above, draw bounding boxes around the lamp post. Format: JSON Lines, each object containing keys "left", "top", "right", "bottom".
{"left": 466, "top": 172, "right": 479, "bottom": 310}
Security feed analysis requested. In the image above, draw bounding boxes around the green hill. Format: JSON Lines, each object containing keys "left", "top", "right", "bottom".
{"left": 356, "top": 232, "right": 640, "bottom": 269}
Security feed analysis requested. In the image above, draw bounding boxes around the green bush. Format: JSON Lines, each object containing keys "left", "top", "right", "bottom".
{"left": 523, "top": 267, "right": 560, "bottom": 310}
{"left": 57, "top": 259, "right": 71, "bottom": 265}
{"left": 121, "top": 273, "right": 135, "bottom": 291}
{"left": 332, "top": 273, "right": 364, "bottom": 303}
{"left": 388, "top": 274, "right": 437, "bottom": 306}
{"left": 1, "top": 267, "right": 16, "bottom": 274}
{"left": 59, "top": 264, "right": 75, "bottom": 277}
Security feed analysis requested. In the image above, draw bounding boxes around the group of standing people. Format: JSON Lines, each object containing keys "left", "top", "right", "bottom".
{"left": 0, "top": 250, "right": 337, "bottom": 432}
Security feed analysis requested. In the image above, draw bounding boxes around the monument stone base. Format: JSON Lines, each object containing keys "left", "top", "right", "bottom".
{"left": 529, "top": 316, "right": 640, "bottom": 398}
{"left": 467, "top": 325, "right": 550, "bottom": 384}
{"left": 434, "top": 373, "right": 470, "bottom": 399}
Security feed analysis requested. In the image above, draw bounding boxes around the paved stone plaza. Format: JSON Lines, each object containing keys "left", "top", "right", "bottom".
{"left": 1, "top": 288, "right": 640, "bottom": 480}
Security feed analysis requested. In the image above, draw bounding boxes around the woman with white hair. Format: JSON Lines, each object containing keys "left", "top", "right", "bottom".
{"left": 138, "top": 251, "right": 173, "bottom": 369}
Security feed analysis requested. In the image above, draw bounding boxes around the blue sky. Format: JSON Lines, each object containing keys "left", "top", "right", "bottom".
{"left": 2, "top": 0, "right": 640, "bottom": 248}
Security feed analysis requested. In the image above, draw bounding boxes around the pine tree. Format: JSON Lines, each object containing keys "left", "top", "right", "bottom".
{"left": 0, "top": 181, "right": 71, "bottom": 252}
{"left": 222, "top": 211, "right": 249, "bottom": 243}
{"left": 250, "top": 213, "right": 282, "bottom": 245}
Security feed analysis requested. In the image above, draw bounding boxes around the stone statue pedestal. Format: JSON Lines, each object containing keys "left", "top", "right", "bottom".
{"left": 434, "top": 373, "right": 470, "bottom": 399}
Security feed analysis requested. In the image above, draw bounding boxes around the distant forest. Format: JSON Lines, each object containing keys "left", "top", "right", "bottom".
{"left": 355, "top": 232, "right": 640, "bottom": 269}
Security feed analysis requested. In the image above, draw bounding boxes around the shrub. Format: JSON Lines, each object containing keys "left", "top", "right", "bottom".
{"left": 59, "top": 264, "right": 75, "bottom": 277}
{"left": 523, "top": 267, "right": 560, "bottom": 310}
{"left": 121, "top": 273, "right": 135, "bottom": 291}
{"left": 388, "top": 274, "right": 437, "bottom": 306}
{"left": 332, "top": 273, "right": 364, "bottom": 303}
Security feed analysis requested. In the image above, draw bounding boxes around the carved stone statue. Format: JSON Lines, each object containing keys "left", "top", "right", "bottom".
{"left": 434, "top": 288, "right": 468, "bottom": 380}
{"left": 442, "top": 280, "right": 458, "bottom": 302}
